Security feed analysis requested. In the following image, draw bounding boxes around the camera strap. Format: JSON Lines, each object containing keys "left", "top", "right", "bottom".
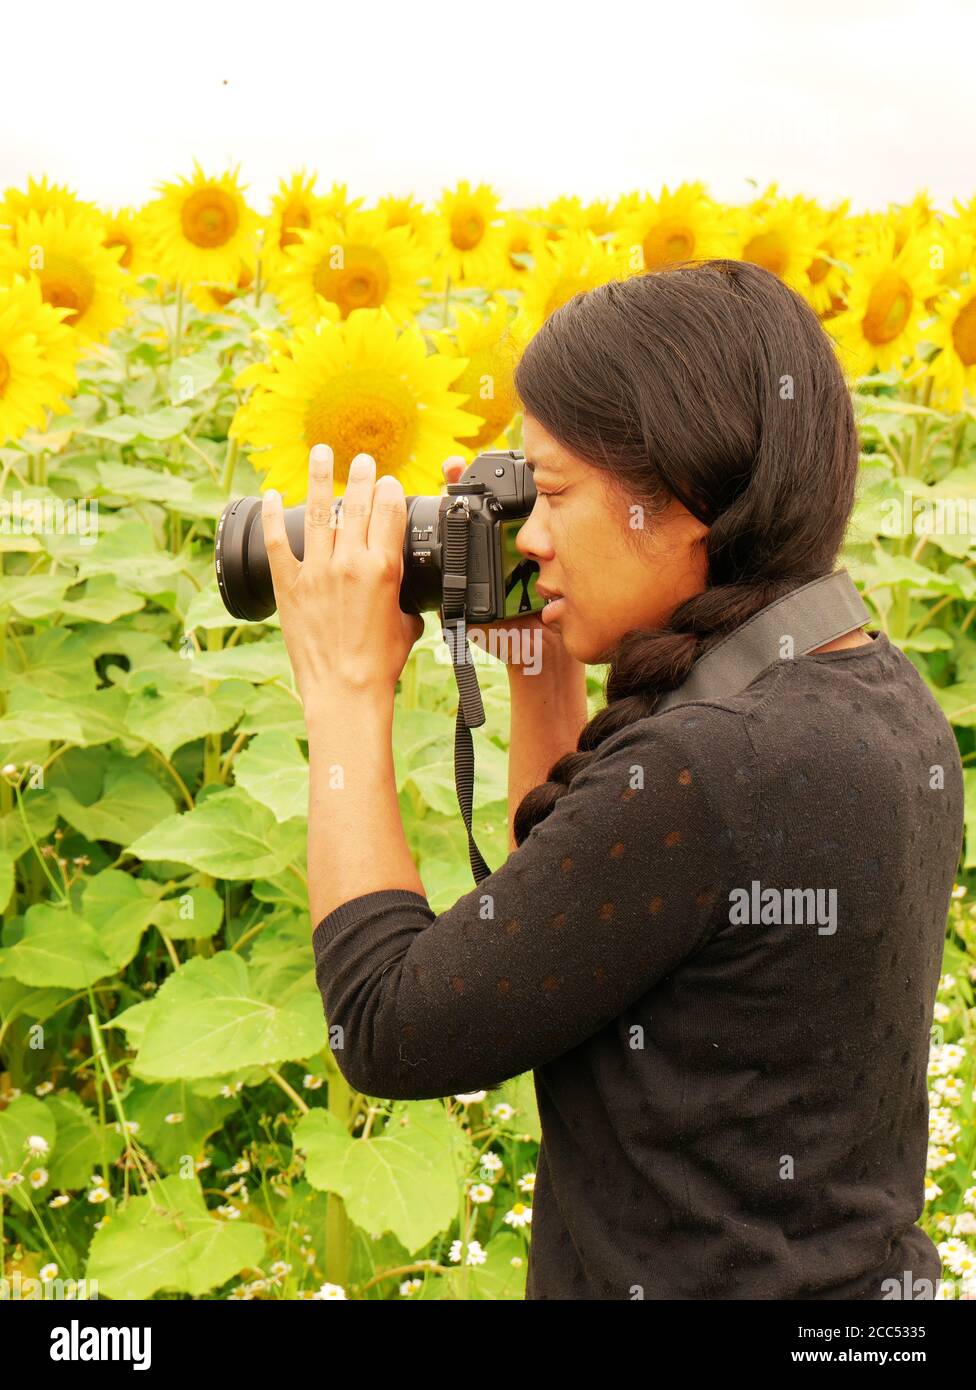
{"left": 441, "top": 502, "right": 494, "bottom": 883}
{"left": 653, "top": 569, "right": 870, "bottom": 714}
{"left": 441, "top": 522, "right": 870, "bottom": 882}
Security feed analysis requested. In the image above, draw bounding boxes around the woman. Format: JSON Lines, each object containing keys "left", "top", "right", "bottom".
{"left": 261, "top": 259, "right": 964, "bottom": 1300}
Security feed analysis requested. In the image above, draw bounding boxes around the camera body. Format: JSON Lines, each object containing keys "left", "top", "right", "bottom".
{"left": 214, "top": 448, "right": 543, "bottom": 623}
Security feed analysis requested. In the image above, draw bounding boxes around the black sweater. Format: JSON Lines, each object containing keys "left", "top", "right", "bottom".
{"left": 311, "top": 631, "right": 963, "bottom": 1299}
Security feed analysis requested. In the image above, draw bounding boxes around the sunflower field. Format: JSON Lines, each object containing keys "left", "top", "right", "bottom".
{"left": 0, "top": 167, "right": 975, "bottom": 1300}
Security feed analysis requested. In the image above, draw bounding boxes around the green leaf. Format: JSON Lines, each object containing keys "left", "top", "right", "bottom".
{"left": 294, "top": 1099, "right": 465, "bottom": 1254}
{"left": 151, "top": 885, "right": 223, "bottom": 941}
{"left": 0, "top": 903, "right": 116, "bottom": 988}
{"left": 964, "top": 769, "right": 976, "bottom": 869}
{"left": 46, "top": 1093, "right": 124, "bottom": 1190}
{"left": 128, "top": 788, "right": 304, "bottom": 879}
{"left": 96, "top": 462, "right": 194, "bottom": 506}
{"left": 131, "top": 950, "right": 325, "bottom": 1080}
{"left": 85, "top": 1173, "right": 266, "bottom": 1298}
{"left": 184, "top": 585, "right": 247, "bottom": 631}
{"left": 75, "top": 521, "right": 187, "bottom": 595}
{"left": 232, "top": 732, "right": 307, "bottom": 822}
{"left": 59, "top": 574, "right": 146, "bottom": 624}
{"left": 124, "top": 678, "right": 248, "bottom": 760}
{"left": 82, "top": 869, "right": 164, "bottom": 970}
{"left": 189, "top": 641, "right": 292, "bottom": 684}
{"left": 393, "top": 706, "right": 508, "bottom": 816}
{"left": 52, "top": 762, "right": 175, "bottom": 845}
{"left": 122, "top": 1079, "right": 237, "bottom": 1172}
{"left": 0, "top": 789, "right": 59, "bottom": 860}
{"left": 81, "top": 405, "right": 193, "bottom": 443}
{"left": 0, "top": 1095, "right": 58, "bottom": 1210}
{"left": 0, "top": 572, "right": 72, "bottom": 619}
{"left": 237, "top": 683, "right": 306, "bottom": 738}
{"left": 0, "top": 628, "right": 97, "bottom": 700}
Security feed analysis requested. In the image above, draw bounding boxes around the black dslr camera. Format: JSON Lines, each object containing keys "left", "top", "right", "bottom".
{"left": 213, "top": 449, "right": 545, "bottom": 885}
{"left": 214, "top": 448, "right": 543, "bottom": 624}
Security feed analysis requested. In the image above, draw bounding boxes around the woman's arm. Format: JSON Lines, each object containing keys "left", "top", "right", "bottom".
{"left": 505, "top": 635, "right": 590, "bottom": 852}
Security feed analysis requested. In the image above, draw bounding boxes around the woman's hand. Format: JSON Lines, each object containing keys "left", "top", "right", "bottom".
{"left": 263, "top": 443, "right": 425, "bottom": 708}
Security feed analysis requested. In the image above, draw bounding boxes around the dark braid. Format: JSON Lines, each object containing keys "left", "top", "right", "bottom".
{"left": 512, "top": 259, "right": 860, "bottom": 846}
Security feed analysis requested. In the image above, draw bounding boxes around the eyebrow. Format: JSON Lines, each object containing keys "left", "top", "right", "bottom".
{"left": 524, "top": 457, "right": 558, "bottom": 474}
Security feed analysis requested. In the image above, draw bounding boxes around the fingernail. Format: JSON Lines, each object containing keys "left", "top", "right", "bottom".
{"left": 310, "top": 444, "right": 331, "bottom": 464}
{"left": 264, "top": 489, "right": 280, "bottom": 504}
{"left": 350, "top": 454, "right": 373, "bottom": 477}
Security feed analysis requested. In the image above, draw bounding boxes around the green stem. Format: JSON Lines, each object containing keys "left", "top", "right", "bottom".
{"left": 172, "top": 282, "right": 184, "bottom": 365}
{"left": 220, "top": 437, "right": 239, "bottom": 495}
{"left": 442, "top": 274, "right": 451, "bottom": 328}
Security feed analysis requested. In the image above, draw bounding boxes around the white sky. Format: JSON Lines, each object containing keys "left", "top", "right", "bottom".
{"left": 3, "top": 0, "right": 973, "bottom": 215}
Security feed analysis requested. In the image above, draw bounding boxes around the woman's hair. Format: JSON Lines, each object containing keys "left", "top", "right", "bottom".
{"left": 511, "top": 258, "right": 860, "bottom": 845}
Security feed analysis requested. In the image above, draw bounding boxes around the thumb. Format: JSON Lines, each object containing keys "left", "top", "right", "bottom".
{"left": 441, "top": 455, "right": 467, "bottom": 486}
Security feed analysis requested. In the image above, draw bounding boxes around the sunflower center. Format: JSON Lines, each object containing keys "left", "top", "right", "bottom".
{"left": 104, "top": 233, "right": 134, "bottom": 269}
{"left": 280, "top": 203, "right": 311, "bottom": 250}
{"left": 808, "top": 254, "right": 830, "bottom": 285}
{"left": 642, "top": 221, "right": 695, "bottom": 268}
{"left": 0, "top": 351, "right": 9, "bottom": 396}
{"left": 951, "top": 299, "right": 976, "bottom": 367}
{"left": 451, "top": 207, "right": 484, "bottom": 251}
{"left": 304, "top": 369, "right": 418, "bottom": 484}
{"left": 312, "top": 245, "right": 390, "bottom": 317}
{"left": 862, "top": 271, "right": 913, "bottom": 346}
{"left": 180, "top": 188, "right": 239, "bottom": 249}
{"left": 743, "top": 231, "right": 790, "bottom": 277}
{"left": 39, "top": 254, "right": 96, "bottom": 323}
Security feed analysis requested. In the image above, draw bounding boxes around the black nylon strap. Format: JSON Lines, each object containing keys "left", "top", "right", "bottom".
{"left": 654, "top": 570, "right": 870, "bottom": 714}
{"left": 441, "top": 504, "right": 493, "bottom": 883}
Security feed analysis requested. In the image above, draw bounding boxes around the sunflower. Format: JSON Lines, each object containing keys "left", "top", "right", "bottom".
{"left": 101, "top": 207, "right": 155, "bottom": 282}
{"left": 827, "top": 228, "right": 940, "bottom": 381}
{"left": 921, "top": 283, "right": 976, "bottom": 412}
{"left": 0, "top": 275, "right": 79, "bottom": 444}
{"left": 796, "top": 198, "right": 854, "bottom": 316}
{"left": 229, "top": 306, "right": 483, "bottom": 502}
{"left": 431, "top": 180, "right": 507, "bottom": 288}
{"left": 269, "top": 210, "right": 429, "bottom": 327}
{"left": 1, "top": 175, "right": 102, "bottom": 238}
{"left": 612, "top": 182, "right": 730, "bottom": 272}
{"left": 733, "top": 193, "right": 822, "bottom": 293}
{"left": 430, "top": 299, "right": 520, "bottom": 452}
{"left": 375, "top": 193, "right": 438, "bottom": 249}
{"left": 0, "top": 208, "right": 130, "bottom": 344}
{"left": 142, "top": 162, "right": 259, "bottom": 287}
{"left": 538, "top": 196, "right": 619, "bottom": 238}
{"left": 513, "top": 229, "right": 632, "bottom": 340}
{"left": 494, "top": 213, "right": 548, "bottom": 290}
{"left": 260, "top": 171, "right": 332, "bottom": 278}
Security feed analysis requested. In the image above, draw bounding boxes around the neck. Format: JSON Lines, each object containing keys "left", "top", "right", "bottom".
{"left": 811, "top": 627, "right": 873, "bottom": 654}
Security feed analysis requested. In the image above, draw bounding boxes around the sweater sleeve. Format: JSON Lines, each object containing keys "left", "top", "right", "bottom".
{"left": 311, "top": 710, "right": 746, "bottom": 1100}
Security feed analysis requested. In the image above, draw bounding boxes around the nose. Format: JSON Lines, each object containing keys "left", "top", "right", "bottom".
{"left": 515, "top": 494, "right": 553, "bottom": 564}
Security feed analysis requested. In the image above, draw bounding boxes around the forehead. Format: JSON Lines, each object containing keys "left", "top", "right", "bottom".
{"left": 522, "top": 421, "right": 575, "bottom": 473}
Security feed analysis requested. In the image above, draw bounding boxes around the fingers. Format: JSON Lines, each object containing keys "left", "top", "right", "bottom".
{"left": 304, "top": 443, "right": 335, "bottom": 575}
{"left": 441, "top": 455, "right": 466, "bottom": 491}
{"left": 261, "top": 487, "right": 300, "bottom": 595}
{"left": 367, "top": 475, "right": 408, "bottom": 567}
{"left": 332, "top": 451, "right": 374, "bottom": 556}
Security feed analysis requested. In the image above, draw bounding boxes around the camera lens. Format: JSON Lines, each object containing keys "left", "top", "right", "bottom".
{"left": 215, "top": 497, "right": 308, "bottom": 621}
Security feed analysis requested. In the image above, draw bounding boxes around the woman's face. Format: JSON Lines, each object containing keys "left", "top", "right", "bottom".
{"left": 515, "top": 414, "right": 710, "bottom": 664}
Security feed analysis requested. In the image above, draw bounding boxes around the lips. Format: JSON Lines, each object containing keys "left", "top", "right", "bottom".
{"left": 537, "top": 584, "right": 564, "bottom": 603}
